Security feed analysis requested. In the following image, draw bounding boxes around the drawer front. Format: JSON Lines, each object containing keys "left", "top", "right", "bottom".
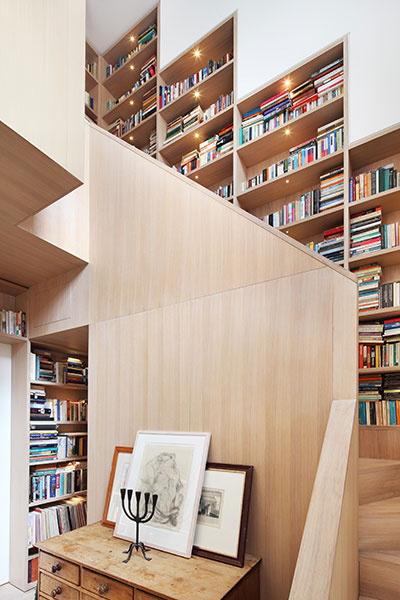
{"left": 40, "top": 551, "right": 80, "bottom": 585}
{"left": 82, "top": 568, "right": 133, "bottom": 600}
{"left": 135, "top": 592, "right": 160, "bottom": 600}
{"left": 39, "top": 572, "right": 79, "bottom": 600}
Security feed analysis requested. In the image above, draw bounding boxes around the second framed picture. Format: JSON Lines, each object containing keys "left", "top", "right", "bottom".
{"left": 102, "top": 446, "right": 133, "bottom": 528}
{"left": 193, "top": 463, "right": 253, "bottom": 567}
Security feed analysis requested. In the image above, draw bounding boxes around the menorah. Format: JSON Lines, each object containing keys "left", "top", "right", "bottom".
{"left": 120, "top": 489, "right": 158, "bottom": 562}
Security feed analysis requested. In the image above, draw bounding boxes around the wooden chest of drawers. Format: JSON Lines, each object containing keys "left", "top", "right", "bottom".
{"left": 36, "top": 522, "right": 260, "bottom": 600}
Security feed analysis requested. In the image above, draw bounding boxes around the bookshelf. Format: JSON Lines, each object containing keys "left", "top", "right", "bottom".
{"left": 9, "top": 330, "right": 89, "bottom": 591}
{"left": 85, "top": 41, "right": 99, "bottom": 124}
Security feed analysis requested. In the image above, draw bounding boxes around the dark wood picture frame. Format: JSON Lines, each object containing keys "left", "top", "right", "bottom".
{"left": 193, "top": 462, "right": 253, "bottom": 567}
{"left": 102, "top": 445, "right": 133, "bottom": 528}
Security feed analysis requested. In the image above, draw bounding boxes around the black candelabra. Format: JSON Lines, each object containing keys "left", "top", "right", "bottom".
{"left": 120, "top": 489, "right": 158, "bottom": 562}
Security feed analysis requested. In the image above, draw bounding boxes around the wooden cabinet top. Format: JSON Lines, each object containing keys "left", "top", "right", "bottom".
{"left": 37, "top": 522, "right": 260, "bottom": 600}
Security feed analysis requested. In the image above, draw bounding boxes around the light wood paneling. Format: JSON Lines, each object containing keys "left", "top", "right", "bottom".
{"left": 0, "top": 1, "right": 85, "bottom": 182}
{"left": 359, "top": 497, "right": 400, "bottom": 552}
{"left": 359, "top": 459, "right": 400, "bottom": 505}
{"left": 0, "top": 292, "right": 16, "bottom": 311}
{"left": 88, "top": 125, "right": 355, "bottom": 323}
{"left": 359, "top": 429, "right": 400, "bottom": 459}
{"left": 288, "top": 400, "right": 357, "bottom": 600}
{"left": 88, "top": 266, "right": 355, "bottom": 599}
{"left": 360, "top": 551, "right": 400, "bottom": 600}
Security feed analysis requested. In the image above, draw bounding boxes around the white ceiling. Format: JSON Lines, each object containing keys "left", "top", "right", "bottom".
{"left": 86, "top": 0, "right": 158, "bottom": 54}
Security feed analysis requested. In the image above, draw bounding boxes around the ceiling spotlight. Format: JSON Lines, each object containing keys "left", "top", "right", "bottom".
{"left": 195, "top": 175, "right": 199, "bottom": 179}
{"left": 130, "top": 65, "right": 134, "bottom": 70}
{"left": 284, "top": 78, "right": 291, "bottom": 87}
{"left": 285, "top": 128, "right": 290, "bottom": 135}
{"left": 194, "top": 49, "right": 201, "bottom": 58}
{"left": 130, "top": 100, "right": 134, "bottom": 105}
{"left": 194, "top": 133, "right": 199, "bottom": 138}
{"left": 130, "top": 35, "right": 135, "bottom": 42}
{"left": 286, "top": 179, "right": 289, "bottom": 183}
{"left": 194, "top": 91, "right": 200, "bottom": 98}
{"left": 129, "top": 136, "right": 133, "bottom": 141}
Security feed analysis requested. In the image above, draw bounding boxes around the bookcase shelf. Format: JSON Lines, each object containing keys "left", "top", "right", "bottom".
{"left": 29, "top": 456, "right": 87, "bottom": 467}
{"left": 30, "top": 380, "right": 88, "bottom": 390}
{"left": 359, "top": 425, "right": 400, "bottom": 430}
{"left": 359, "top": 367, "right": 400, "bottom": 375}
{"left": 29, "top": 490, "right": 87, "bottom": 509}
{"left": 237, "top": 95, "right": 344, "bottom": 168}
{"left": 186, "top": 150, "right": 233, "bottom": 189}
{"left": 121, "top": 113, "right": 156, "bottom": 149}
{"left": 349, "top": 187, "right": 400, "bottom": 216}
{"left": 278, "top": 205, "right": 344, "bottom": 241}
{"left": 85, "top": 68, "right": 98, "bottom": 91}
{"left": 0, "top": 332, "right": 27, "bottom": 345}
{"left": 349, "top": 246, "right": 400, "bottom": 269}
{"left": 160, "top": 105, "right": 234, "bottom": 166}
{"left": 30, "top": 420, "right": 87, "bottom": 426}
{"left": 102, "top": 74, "right": 157, "bottom": 124}
{"left": 359, "top": 307, "right": 400, "bottom": 322}
{"left": 237, "top": 150, "right": 344, "bottom": 211}
{"left": 102, "top": 36, "right": 158, "bottom": 98}
{"left": 85, "top": 104, "right": 98, "bottom": 123}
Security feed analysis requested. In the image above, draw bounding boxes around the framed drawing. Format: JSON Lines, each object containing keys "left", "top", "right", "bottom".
{"left": 193, "top": 463, "right": 254, "bottom": 567}
{"left": 102, "top": 446, "right": 133, "bottom": 528}
{"left": 114, "top": 431, "right": 211, "bottom": 558}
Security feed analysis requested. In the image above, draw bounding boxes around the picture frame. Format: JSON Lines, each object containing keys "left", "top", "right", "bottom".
{"left": 102, "top": 446, "right": 133, "bottom": 528}
{"left": 192, "top": 463, "right": 254, "bottom": 567}
{"left": 114, "top": 431, "right": 211, "bottom": 558}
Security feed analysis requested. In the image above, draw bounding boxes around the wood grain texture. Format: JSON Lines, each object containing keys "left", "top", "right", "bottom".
{"left": 37, "top": 523, "right": 260, "bottom": 600}
{"left": 0, "top": 1, "right": 85, "bottom": 182}
{"left": 39, "top": 552, "right": 80, "bottom": 586}
{"left": 360, "top": 552, "right": 400, "bottom": 600}
{"left": 288, "top": 399, "right": 358, "bottom": 600}
{"left": 87, "top": 266, "right": 356, "bottom": 599}
{"left": 359, "top": 428, "right": 400, "bottom": 459}
{"left": 359, "top": 497, "right": 400, "bottom": 552}
{"left": 359, "top": 459, "right": 400, "bottom": 505}
{"left": 39, "top": 573, "right": 79, "bottom": 600}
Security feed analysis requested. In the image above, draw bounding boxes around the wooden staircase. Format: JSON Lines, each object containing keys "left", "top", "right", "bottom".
{"left": 359, "top": 458, "right": 400, "bottom": 600}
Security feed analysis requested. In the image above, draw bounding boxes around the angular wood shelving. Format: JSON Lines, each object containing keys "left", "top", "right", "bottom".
{"left": 349, "top": 247, "right": 400, "bottom": 269}
{"left": 102, "top": 74, "right": 157, "bottom": 125}
{"left": 278, "top": 205, "right": 344, "bottom": 241}
{"left": 349, "top": 187, "right": 400, "bottom": 216}
{"left": 120, "top": 113, "right": 156, "bottom": 150}
{"left": 85, "top": 69, "right": 98, "bottom": 92}
{"left": 0, "top": 332, "right": 28, "bottom": 345}
{"left": 29, "top": 490, "right": 87, "bottom": 509}
{"left": 186, "top": 150, "right": 233, "bottom": 189}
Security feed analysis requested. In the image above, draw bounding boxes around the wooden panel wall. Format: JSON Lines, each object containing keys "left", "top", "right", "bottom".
{"left": 0, "top": 1, "right": 85, "bottom": 182}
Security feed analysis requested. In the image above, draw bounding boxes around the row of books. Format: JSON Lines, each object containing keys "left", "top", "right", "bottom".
{"left": 85, "top": 91, "right": 95, "bottom": 112}
{"left": 359, "top": 373, "right": 400, "bottom": 425}
{"left": 179, "top": 123, "right": 233, "bottom": 175}
{"left": 30, "top": 352, "right": 88, "bottom": 385}
{"left": 1, "top": 309, "right": 26, "bottom": 337}
{"left": 29, "top": 430, "right": 87, "bottom": 463}
{"left": 164, "top": 92, "right": 234, "bottom": 144}
{"left": 359, "top": 400, "right": 400, "bottom": 426}
{"left": 86, "top": 61, "right": 96, "bottom": 79}
{"left": 359, "top": 318, "right": 400, "bottom": 368}
{"left": 28, "top": 555, "right": 38, "bottom": 583}
{"left": 307, "top": 225, "right": 344, "bottom": 263}
{"left": 239, "top": 57, "right": 343, "bottom": 145}
{"left": 349, "top": 163, "right": 399, "bottom": 202}
{"left": 159, "top": 51, "right": 234, "bottom": 108}
{"left": 242, "top": 120, "right": 344, "bottom": 191}
{"left": 105, "top": 24, "right": 156, "bottom": 78}
{"left": 29, "top": 498, "right": 87, "bottom": 545}
{"left": 214, "top": 182, "right": 233, "bottom": 199}
{"left": 261, "top": 166, "right": 344, "bottom": 228}
{"left": 30, "top": 463, "right": 87, "bottom": 503}
{"left": 105, "top": 55, "right": 156, "bottom": 113}
{"left": 30, "top": 389, "right": 87, "bottom": 422}
{"left": 108, "top": 86, "right": 157, "bottom": 138}
{"left": 352, "top": 264, "right": 382, "bottom": 311}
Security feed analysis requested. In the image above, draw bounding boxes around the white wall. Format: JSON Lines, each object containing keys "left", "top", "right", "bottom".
{"left": 0, "top": 344, "right": 12, "bottom": 585}
{"left": 160, "top": 0, "right": 400, "bottom": 144}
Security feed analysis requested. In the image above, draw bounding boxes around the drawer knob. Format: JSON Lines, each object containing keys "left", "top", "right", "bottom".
{"left": 50, "top": 587, "right": 62, "bottom": 598}
{"left": 51, "top": 563, "right": 62, "bottom": 573}
{"left": 97, "top": 583, "right": 109, "bottom": 595}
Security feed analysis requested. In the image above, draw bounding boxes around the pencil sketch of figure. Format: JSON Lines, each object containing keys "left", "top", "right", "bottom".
{"left": 197, "top": 487, "right": 224, "bottom": 528}
{"left": 138, "top": 444, "right": 194, "bottom": 532}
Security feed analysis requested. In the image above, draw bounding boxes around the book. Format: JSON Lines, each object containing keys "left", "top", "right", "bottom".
{"left": 350, "top": 207, "right": 382, "bottom": 257}
{"left": 105, "top": 24, "right": 157, "bottom": 78}
{"left": 29, "top": 498, "right": 87, "bottom": 545}
{"left": 350, "top": 163, "right": 399, "bottom": 202}
{"left": 1, "top": 309, "right": 26, "bottom": 337}
{"left": 351, "top": 263, "right": 382, "bottom": 311}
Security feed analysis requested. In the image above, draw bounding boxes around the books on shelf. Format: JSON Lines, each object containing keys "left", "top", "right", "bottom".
{"left": 382, "top": 220, "right": 400, "bottom": 249}
{"left": 261, "top": 188, "right": 321, "bottom": 228}
{"left": 350, "top": 163, "right": 399, "bottom": 202}
{"left": 352, "top": 264, "right": 382, "bottom": 311}
{"left": 31, "top": 351, "right": 55, "bottom": 382}
{"left": 381, "top": 280, "right": 400, "bottom": 308}
{"left": 359, "top": 318, "right": 400, "bottom": 368}
{"left": 28, "top": 555, "right": 38, "bottom": 583}
{"left": 84, "top": 92, "right": 95, "bottom": 112}
{"left": 307, "top": 225, "right": 344, "bottom": 263}
{"left": 143, "top": 130, "right": 157, "bottom": 155}
{"left": 180, "top": 149, "right": 199, "bottom": 175}
{"left": 159, "top": 51, "right": 234, "bottom": 108}
{"left": 1, "top": 309, "right": 26, "bottom": 337}
{"left": 183, "top": 105, "right": 204, "bottom": 133}
{"left": 105, "top": 24, "right": 157, "bottom": 78}
{"left": 30, "top": 353, "right": 88, "bottom": 385}
{"left": 239, "top": 57, "right": 343, "bottom": 145}
{"left": 214, "top": 182, "right": 233, "bottom": 199}
{"left": 319, "top": 166, "right": 344, "bottom": 211}
{"left": 178, "top": 123, "right": 233, "bottom": 174}
{"left": 86, "top": 61, "right": 97, "bottom": 79}
{"left": 105, "top": 55, "right": 157, "bottom": 113}
{"left": 359, "top": 373, "right": 400, "bottom": 426}
{"left": 109, "top": 86, "right": 156, "bottom": 138}
{"left": 30, "top": 462, "right": 87, "bottom": 503}
{"left": 203, "top": 92, "right": 234, "bottom": 121}
{"left": 57, "top": 435, "right": 87, "bottom": 459}
{"left": 29, "top": 498, "right": 87, "bottom": 545}
{"left": 165, "top": 116, "right": 183, "bottom": 142}
{"left": 350, "top": 207, "right": 382, "bottom": 257}
{"left": 241, "top": 119, "right": 344, "bottom": 191}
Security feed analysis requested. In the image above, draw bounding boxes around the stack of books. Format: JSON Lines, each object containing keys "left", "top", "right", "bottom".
{"left": 350, "top": 207, "right": 382, "bottom": 257}
{"left": 30, "top": 463, "right": 87, "bottom": 503}
{"left": 311, "top": 58, "right": 344, "bottom": 103}
{"left": 139, "top": 54, "right": 156, "bottom": 85}
{"left": 351, "top": 264, "right": 382, "bottom": 311}
{"left": 180, "top": 149, "right": 199, "bottom": 175}
{"left": 142, "top": 85, "right": 157, "bottom": 120}
{"left": 289, "top": 138, "right": 317, "bottom": 169}
{"left": 349, "top": 163, "right": 399, "bottom": 202}
{"left": 198, "top": 135, "right": 217, "bottom": 167}
{"left": 29, "top": 498, "right": 87, "bottom": 544}
{"left": 262, "top": 188, "right": 321, "bottom": 228}
{"left": 382, "top": 220, "right": 400, "bottom": 249}
{"left": 31, "top": 351, "right": 55, "bottom": 382}
{"left": 65, "top": 357, "right": 85, "bottom": 385}
{"left": 58, "top": 435, "right": 87, "bottom": 459}
{"left": 165, "top": 116, "right": 182, "bottom": 142}
{"left": 203, "top": 92, "right": 234, "bottom": 121}
{"left": 108, "top": 118, "right": 124, "bottom": 137}
{"left": 183, "top": 106, "right": 204, "bottom": 133}
{"left": 105, "top": 24, "right": 156, "bottom": 77}
{"left": 159, "top": 51, "right": 233, "bottom": 108}
{"left": 307, "top": 225, "right": 344, "bottom": 263}
{"left": 380, "top": 280, "right": 400, "bottom": 308}
{"left": 216, "top": 123, "right": 233, "bottom": 155}
{"left": 30, "top": 389, "right": 52, "bottom": 421}
{"left": 214, "top": 182, "right": 233, "bottom": 199}
{"left": 316, "top": 118, "right": 344, "bottom": 158}
{"left": 359, "top": 322, "right": 384, "bottom": 368}
{"left": 30, "top": 440, "right": 58, "bottom": 464}
{"left": 290, "top": 80, "right": 315, "bottom": 113}
{"left": 149, "top": 130, "right": 157, "bottom": 154}
{"left": 319, "top": 167, "right": 344, "bottom": 211}
{"left": 383, "top": 372, "right": 400, "bottom": 406}
{"left": 358, "top": 374, "right": 383, "bottom": 425}
{"left": 1, "top": 309, "right": 26, "bottom": 336}
{"left": 240, "top": 107, "right": 263, "bottom": 145}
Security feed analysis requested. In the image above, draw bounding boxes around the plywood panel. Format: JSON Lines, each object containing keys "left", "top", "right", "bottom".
{"left": 88, "top": 125, "right": 342, "bottom": 323}
{"left": 88, "top": 266, "right": 339, "bottom": 600}
{"left": 360, "top": 429, "right": 400, "bottom": 459}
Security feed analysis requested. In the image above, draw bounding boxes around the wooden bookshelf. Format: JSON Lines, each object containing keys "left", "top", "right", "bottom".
{"left": 30, "top": 380, "right": 88, "bottom": 390}
{"left": 278, "top": 205, "right": 344, "bottom": 241}
{"left": 102, "top": 73, "right": 157, "bottom": 125}
{"left": 29, "top": 456, "right": 87, "bottom": 467}
{"left": 348, "top": 187, "right": 400, "bottom": 216}
{"left": 359, "top": 367, "right": 400, "bottom": 375}
{"left": 186, "top": 150, "right": 234, "bottom": 189}
{"left": 120, "top": 113, "right": 157, "bottom": 149}
{"left": 349, "top": 246, "right": 400, "bottom": 269}
{"left": 0, "top": 332, "right": 27, "bottom": 345}
{"left": 85, "top": 41, "right": 99, "bottom": 124}
{"left": 29, "top": 490, "right": 86, "bottom": 509}
{"left": 359, "top": 307, "right": 400, "bottom": 322}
